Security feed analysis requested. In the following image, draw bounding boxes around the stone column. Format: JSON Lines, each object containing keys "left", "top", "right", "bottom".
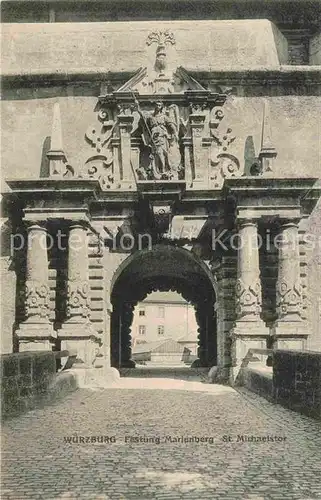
{"left": 235, "top": 221, "right": 262, "bottom": 322}
{"left": 274, "top": 222, "right": 305, "bottom": 349}
{"left": 231, "top": 220, "right": 267, "bottom": 380}
{"left": 16, "top": 223, "right": 55, "bottom": 351}
{"left": 58, "top": 223, "right": 98, "bottom": 365}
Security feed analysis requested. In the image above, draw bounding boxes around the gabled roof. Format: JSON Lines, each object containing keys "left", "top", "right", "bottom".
{"left": 116, "top": 66, "right": 206, "bottom": 95}
{"left": 141, "top": 291, "right": 188, "bottom": 304}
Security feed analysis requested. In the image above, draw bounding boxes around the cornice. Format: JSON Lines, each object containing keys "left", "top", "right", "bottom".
{"left": 2, "top": 67, "right": 321, "bottom": 88}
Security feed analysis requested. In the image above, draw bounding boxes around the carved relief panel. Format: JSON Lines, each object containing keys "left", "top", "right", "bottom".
{"left": 80, "top": 30, "right": 243, "bottom": 190}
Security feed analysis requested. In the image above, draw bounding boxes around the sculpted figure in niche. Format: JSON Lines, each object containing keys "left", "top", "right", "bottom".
{"left": 139, "top": 101, "right": 181, "bottom": 180}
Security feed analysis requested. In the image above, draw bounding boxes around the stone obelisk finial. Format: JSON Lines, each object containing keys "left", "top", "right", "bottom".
{"left": 47, "top": 102, "right": 67, "bottom": 177}
{"left": 258, "top": 100, "right": 277, "bottom": 175}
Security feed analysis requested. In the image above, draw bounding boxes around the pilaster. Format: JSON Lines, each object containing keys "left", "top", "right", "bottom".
{"left": 189, "top": 112, "right": 206, "bottom": 188}
{"left": 118, "top": 112, "right": 135, "bottom": 187}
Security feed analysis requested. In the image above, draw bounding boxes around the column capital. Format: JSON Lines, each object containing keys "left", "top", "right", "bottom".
{"left": 23, "top": 220, "right": 48, "bottom": 231}
{"left": 278, "top": 219, "right": 300, "bottom": 229}
{"left": 68, "top": 221, "right": 88, "bottom": 231}
{"left": 236, "top": 219, "right": 258, "bottom": 229}
{"left": 275, "top": 218, "right": 301, "bottom": 231}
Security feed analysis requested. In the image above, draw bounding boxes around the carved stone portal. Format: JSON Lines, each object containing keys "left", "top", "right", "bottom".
{"left": 81, "top": 33, "right": 243, "bottom": 189}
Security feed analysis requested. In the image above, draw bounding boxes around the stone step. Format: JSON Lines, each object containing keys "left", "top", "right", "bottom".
{"left": 119, "top": 366, "right": 210, "bottom": 381}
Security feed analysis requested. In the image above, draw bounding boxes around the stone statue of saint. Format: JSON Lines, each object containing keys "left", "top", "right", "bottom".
{"left": 140, "top": 101, "right": 181, "bottom": 179}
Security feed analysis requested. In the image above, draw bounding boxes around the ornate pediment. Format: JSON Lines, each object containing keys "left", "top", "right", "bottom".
{"left": 79, "top": 30, "right": 243, "bottom": 190}
{"left": 116, "top": 66, "right": 207, "bottom": 96}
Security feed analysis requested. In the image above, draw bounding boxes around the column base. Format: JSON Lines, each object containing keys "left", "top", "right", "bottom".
{"left": 68, "top": 366, "right": 120, "bottom": 388}
{"left": 230, "top": 320, "right": 269, "bottom": 382}
{"left": 58, "top": 322, "right": 100, "bottom": 365}
{"left": 15, "top": 322, "right": 56, "bottom": 351}
{"left": 232, "top": 318, "right": 268, "bottom": 337}
{"left": 272, "top": 321, "right": 309, "bottom": 350}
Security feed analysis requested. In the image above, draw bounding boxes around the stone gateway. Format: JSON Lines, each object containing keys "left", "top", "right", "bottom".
{"left": 1, "top": 13, "right": 321, "bottom": 382}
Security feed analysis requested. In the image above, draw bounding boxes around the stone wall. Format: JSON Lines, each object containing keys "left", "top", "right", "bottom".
{"left": 1, "top": 94, "right": 320, "bottom": 191}
{"left": 1, "top": 351, "right": 78, "bottom": 419}
{"left": 241, "top": 351, "right": 321, "bottom": 419}
{"left": 239, "top": 365, "right": 274, "bottom": 401}
{"left": 0, "top": 221, "right": 17, "bottom": 354}
{"left": 273, "top": 350, "right": 321, "bottom": 419}
{"left": 1, "top": 20, "right": 287, "bottom": 76}
{"left": 1, "top": 0, "right": 320, "bottom": 32}
{"left": 310, "top": 33, "right": 321, "bottom": 65}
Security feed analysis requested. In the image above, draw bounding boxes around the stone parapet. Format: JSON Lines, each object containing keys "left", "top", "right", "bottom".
{"left": 0, "top": 351, "right": 78, "bottom": 419}
{"left": 273, "top": 350, "right": 321, "bottom": 420}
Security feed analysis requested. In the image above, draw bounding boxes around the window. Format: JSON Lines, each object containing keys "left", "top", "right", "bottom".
{"left": 138, "top": 325, "right": 146, "bottom": 336}
{"left": 157, "top": 325, "right": 164, "bottom": 336}
{"left": 158, "top": 306, "right": 165, "bottom": 318}
{"left": 139, "top": 308, "right": 145, "bottom": 317}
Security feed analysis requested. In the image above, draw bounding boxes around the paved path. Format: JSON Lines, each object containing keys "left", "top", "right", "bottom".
{"left": 2, "top": 378, "right": 321, "bottom": 500}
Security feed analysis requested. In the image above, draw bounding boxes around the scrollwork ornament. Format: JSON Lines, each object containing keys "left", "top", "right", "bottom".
{"left": 25, "top": 280, "right": 50, "bottom": 319}
{"left": 219, "top": 154, "right": 241, "bottom": 178}
{"left": 276, "top": 281, "right": 302, "bottom": 318}
{"left": 235, "top": 278, "right": 262, "bottom": 318}
{"left": 66, "top": 280, "right": 91, "bottom": 319}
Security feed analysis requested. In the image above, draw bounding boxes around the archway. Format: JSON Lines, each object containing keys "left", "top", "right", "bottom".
{"left": 110, "top": 245, "right": 217, "bottom": 368}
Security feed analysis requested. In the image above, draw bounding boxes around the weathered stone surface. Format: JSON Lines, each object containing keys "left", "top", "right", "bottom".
{"left": 0, "top": 225, "right": 16, "bottom": 354}
{"left": 1, "top": 20, "right": 287, "bottom": 77}
{"left": 273, "top": 350, "right": 321, "bottom": 419}
{"left": 0, "top": 15, "right": 320, "bottom": 369}
{"left": 309, "top": 32, "right": 321, "bottom": 65}
{"left": 240, "top": 366, "right": 274, "bottom": 401}
{"left": 2, "top": 381, "right": 321, "bottom": 499}
{"left": 2, "top": 95, "right": 320, "bottom": 191}
{"left": 275, "top": 223, "right": 302, "bottom": 322}
{"left": 1, "top": 351, "right": 56, "bottom": 418}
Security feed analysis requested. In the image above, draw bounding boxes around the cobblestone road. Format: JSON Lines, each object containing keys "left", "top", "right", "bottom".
{"left": 2, "top": 378, "right": 321, "bottom": 500}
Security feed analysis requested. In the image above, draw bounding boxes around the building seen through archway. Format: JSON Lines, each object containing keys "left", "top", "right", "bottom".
{"left": 110, "top": 245, "right": 217, "bottom": 369}
{"left": 131, "top": 290, "right": 198, "bottom": 367}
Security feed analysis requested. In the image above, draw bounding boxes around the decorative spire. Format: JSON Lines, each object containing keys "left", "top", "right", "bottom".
{"left": 47, "top": 102, "right": 68, "bottom": 177}
{"left": 258, "top": 100, "right": 277, "bottom": 175}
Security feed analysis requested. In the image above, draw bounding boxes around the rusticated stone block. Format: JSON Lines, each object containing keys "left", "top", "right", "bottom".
{"left": 3, "top": 376, "right": 18, "bottom": 392}
{"left": 18, "top": 374, "right": 33, "bottom": 388}
{"left": 0, "top": 351, "right": 74, "bottom": 419}
{"left": 32, "top": 353, "right": 56, "bottom": 383}
{"left": 19, "top": 355, "right": 33, "bottom": 375}
{"left": 2, "top": 355, "right": 19, "bottom": 378}
{"left": 242, "top": 368, "right": 273, "bottom": 401}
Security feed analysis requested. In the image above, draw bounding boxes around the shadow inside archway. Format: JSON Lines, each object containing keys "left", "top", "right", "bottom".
{"left": 110, "top": 244, "right": 217, "bottom": 372}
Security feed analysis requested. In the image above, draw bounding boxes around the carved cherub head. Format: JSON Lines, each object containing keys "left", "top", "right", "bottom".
{"left": 154, "top": 101, "right": 164, "bottom": 113}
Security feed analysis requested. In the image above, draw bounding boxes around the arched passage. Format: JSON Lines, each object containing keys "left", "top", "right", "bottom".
{"left": 110, "top": 245, "right": 217, "bottom": 368}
